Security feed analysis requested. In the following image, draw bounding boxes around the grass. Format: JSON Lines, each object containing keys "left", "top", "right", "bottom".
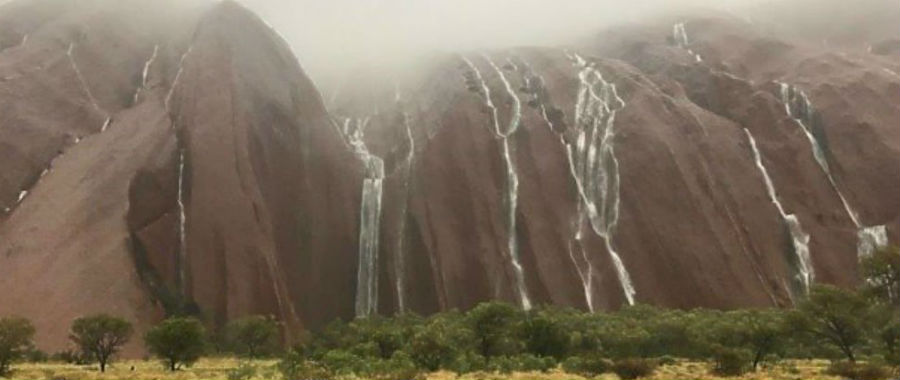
{"left": 8, "top": 358, "right": 839, "bottom": 380}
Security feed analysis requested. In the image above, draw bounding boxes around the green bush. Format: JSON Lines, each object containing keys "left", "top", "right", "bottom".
{"left": 224, "top": 315, "right": 281, "bottom": 359}
{"left": 711, "top": 347, "right": 751, "bottom": 377}
{"left": 656, "top": 355, "right": 677, "bottom": 366}
{"left": 826, "top": 361, "right": 894, "bottom": 380}
{"left": 278, "top": 350, "right": 333, "bottom": 380}
{"left": 364, "top": 351, "right": 424, "bottom": 380}
{"left": 611, "top": 358, "right": 658, "bottom": 380}
{"left": 562, "top": 354, "right": 613, "bottom": 378}
{"left": 447, "top": 351, "right": 487, "bottom": 376}
{"left": 0, "top": 317, "right": 35, "bottom": 378}
{"left": 144, "top": 317, "right": 207, "bottom": 371}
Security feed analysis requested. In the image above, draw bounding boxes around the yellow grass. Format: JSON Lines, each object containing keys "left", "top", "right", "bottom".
{"left": 9, "top": 358, "right": 838, "bottom": 380}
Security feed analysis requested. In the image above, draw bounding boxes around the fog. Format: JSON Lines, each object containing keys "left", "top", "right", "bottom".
{"left": 237, "top": 0, "right": 773, "bottom": 87}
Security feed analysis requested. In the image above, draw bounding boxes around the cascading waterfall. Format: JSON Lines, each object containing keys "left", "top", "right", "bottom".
{"left": 343, "top": 118, "right": 385, "bottom": 318}
{"left": 165, "top": 46, "right": 194, "bottom": 111}
{"left": 777, "top": 82, "right": 888, "bottom": 257}
{"left": 176, "top": 150, "right": 188, "bottom": 292}
{"left": 672, "top": 23, "right": 702, "bottom": 62}
{"left": 461, "top": 55, "right": 532, "bottom": 310}
{"left": 516, "top": 55, "right": 599, "bottom": 311}
{"left": 744, "top": 129, "right": 814, "bottom": 297}
{"left": 133, "top": 44, "right": 159, "bottom": 105}
{"left": 392, "top": 97, "right": 416, "bottom": 312}
{"left": 566, "top": 54, "right": 636, "bottom": 306}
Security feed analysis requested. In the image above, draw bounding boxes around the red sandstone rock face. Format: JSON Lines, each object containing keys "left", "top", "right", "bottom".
{"left": 0, "top": 0, "right": 362, "bottom": 352}
{"left": 1, "top": 0, "right": 897, "bottom": 354}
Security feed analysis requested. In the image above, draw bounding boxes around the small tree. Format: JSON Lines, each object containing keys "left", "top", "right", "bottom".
{"left": 225, "top": 315, "right": 281, "bottom": 359}
{"left": 144, "top": 317, "right": 206, "bottom": 371}
{"left": 69, "top": 314, "right": 133, "bottom": 372}
{"left": 465, "top": 302, "right": 522, "bottom": 358}
{"left": 860, "top": 246, "right": 900, "bottom": 305}
{"left": 0, "top": 317, "right": 35, "bottom": 378}
{"left": 787, "top": 285, "right": 870, "bottom": 362}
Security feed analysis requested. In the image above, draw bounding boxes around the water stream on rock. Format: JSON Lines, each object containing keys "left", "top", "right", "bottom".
{"left": 744, "top": 128, "right": 813, "bottom": 297}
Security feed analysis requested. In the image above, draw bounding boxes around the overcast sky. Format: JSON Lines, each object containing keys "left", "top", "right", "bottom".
{"left": 236, "top": 0, "right": 775, "bottom": 85}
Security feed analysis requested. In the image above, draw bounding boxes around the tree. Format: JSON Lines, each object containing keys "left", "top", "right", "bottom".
{"left": 520, "top": 308, "right": 571, "bottom": 359}
{"left": 225, "top": 315, "right": 281, "bottom": 359}
{"left": 69, "top": 314, "right": 133, "bottom": 372}
{"left": 465, "top": 302, "right": 522, "bottom": 358}
{"left": 709, "top": 310, "right": 785, "bottom": 371}
{"left": 860, "top": 246, "right": 900, "bottom": 305}
{"left": 0, "top": 317, "right": 35, "bottom": 378}
{"left": 144, "top": 317, "right": 207, "bottom": 371}
{"left": 787, "top": 285, "right": 870, "bottom": 362}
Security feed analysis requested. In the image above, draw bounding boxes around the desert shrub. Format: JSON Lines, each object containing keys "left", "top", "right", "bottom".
{"left": 0, "top": 317, "right": 35, "bottom": 378}
{"left": 69, "top": 314, "right": 133, "bottom": 372}
{"left": 50, "top": 350, "right": 90, "bottom": 365}
{"left": 144, "top": 317, "right": 207, "bottom": 371}
{"left": 278, "top": 350, "right": 333, "bottom": 380}
{"left": 562, "top": 354, "right": 613, "bottom": 378}
{"left": 711, "top": 347, "right": 751, "bottom": 377}
{"left": 320, "top": 349, "right": 365, "bottom": 375}
{"left": 447, "top": 351, "right": 487, "bottom": 376}
{"left": 364, "top": 351, "right": 424, "bottom": 380}
{"left": 225, "top": 315, "right": 281, "bottom": 359}
{"left": 24, "top": 348, "right": 48, "bottom": 363}
{"left": 826, "top": 360, "right": 894, "bottom": 380}
{"left": 611, "top": 358, "right": 658, "bottom": 380}
{"left": 656, "top": 355, "right": 677, "bottom": 366}
{"left": 226, "top": 361, "right": 257, "bottom": 380}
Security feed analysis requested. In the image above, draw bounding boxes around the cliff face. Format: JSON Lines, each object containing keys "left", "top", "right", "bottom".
{"left": 0, "top": 0, "right": 363, "bottom": 352}
{"left": 1, "top": 0, "right": 897, "bottom": 354}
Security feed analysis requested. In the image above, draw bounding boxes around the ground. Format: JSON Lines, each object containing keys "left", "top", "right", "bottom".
{"left": 9, "top": 358, "right": 839, "bottom": 380}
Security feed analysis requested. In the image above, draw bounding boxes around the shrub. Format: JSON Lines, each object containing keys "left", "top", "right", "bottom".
{"left": 562, "top": 354, "right": 613, "bottom": 378}
{"left": 611, "top": 358, "right": 658, "bottom": 380}
{"left": 225, "top": 315, "right": 281, "bottom": 359}
{"left": 448, "top": 351, "right": 487, "bottom": 376}
{"left": 365, "top": 351, "right": 424, "bottom": 380}
{"left": 656, "top": 355, "right": 677, "bottom": 366}
{"left": 711, "top": 347, "right": 751, "bottom": 377}
{"left": 278, "top": 350, "right": 333, "bottom": 380}
{"left": 320, "top": 349, "right": 365, "bottom": 375}
{"left": 826, "top": 361, "right": 894, "bottom": 380}
{"left": 0, "top": 317, "right": 35, "bottom": 378}
{"left": 69, "top": 314, "right": 133, "bottom": 372}
{"left": 24, "top": 348, "right": 48, "bottom": 363}
{"left": 144, "top": 317, "right": 207, "bottom": 371}
{"left": 50, "top": 350, "right": 90, "bottom": 365}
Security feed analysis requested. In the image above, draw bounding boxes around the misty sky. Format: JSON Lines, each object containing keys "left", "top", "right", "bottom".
{"left": 238, "top": 0, "right": 772, "bottom": 85}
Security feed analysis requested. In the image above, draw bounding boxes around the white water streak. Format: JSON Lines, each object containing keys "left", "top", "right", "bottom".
{"left": 568, "top": 55, "right": 636, "bottom": 306}
{"left": 176, "top": 150, "right": 188, "bottom": 293}
{"left": 745, "top": 129, "right": 813, "bottom": 296}
{"left": 345, "top": 118, "right": 385, "bottom": 317}
{"left": 777, "top": 82, "right": 888, "bottom": 257}
{"left": 393, "top": 106, "right": 416, "bottom": 312}
{"left": 672, "top": 23, "right": 702, "bottom": 62}
{"left": 463, "top": 55, "right": 532, "bottom": 310}
{"left": 133, "top": 44, "right": 159, "bottom": 105}
{"left": 165, "top": 46, "right": 194, "bottom": 112}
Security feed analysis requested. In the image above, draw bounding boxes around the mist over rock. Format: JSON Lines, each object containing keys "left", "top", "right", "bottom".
{"left": 1, "top": 0, "right": 897, "bottom": 354}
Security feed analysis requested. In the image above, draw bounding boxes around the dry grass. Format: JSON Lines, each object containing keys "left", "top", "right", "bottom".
{"left": 8, "top": 358, "right": 838, "bottom": 380}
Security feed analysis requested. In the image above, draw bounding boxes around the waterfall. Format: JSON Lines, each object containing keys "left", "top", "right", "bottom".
{"left": 393, "top": 104, "right": 416, "bottom": 312}
{"left": 176, "top": 149, "right": 188, "bottom": 293}
{"left": 566, "top": 54, "right": 636, "bottom": 306}
{"left": 744, "top": 129, "right": 814, "bottom": 297}
{"left": 672, "top": 23, "right": 702, "bottom": 62}
{"left": 778, "top": 82, "right": 888, "bottom": 257}
{"left": 461, "top": 55, "right": 532, "bottom": 310}
{"left": 343, "top": 118, "right": 385, "bottom": 318}
{"left": 133, "top": 44, "right": 159, "bottom": 105}
{"left": 165, "top": 46, "right": 194, "bottom": 112}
